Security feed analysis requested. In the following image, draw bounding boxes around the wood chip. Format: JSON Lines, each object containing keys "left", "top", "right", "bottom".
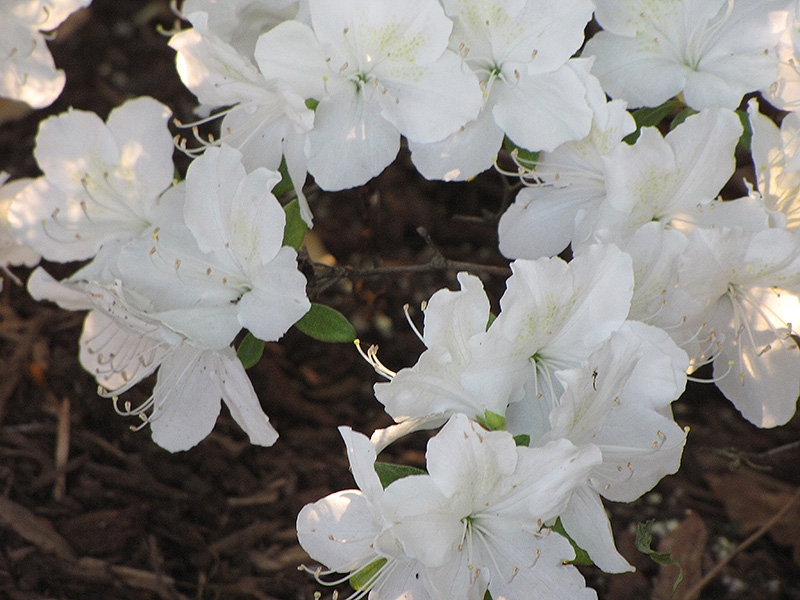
{"left": 0, "top": 494, "right": 76, "bottom": 561}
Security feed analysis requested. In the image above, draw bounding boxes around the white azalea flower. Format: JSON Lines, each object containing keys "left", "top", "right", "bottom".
{"left": 373, "top": 272, "right": 513, "bottom": 428}
{"left": 255, "top": 0, "right": 483, "bottom": 190}
{"left": 483, "top": 244, "right": 634, "bottom": 440}
{"left": 542, "top": 322, "right": 688, "bottom": 572}
{"left": 7, "top": 97, "right": 176, "bottom": 262}
{"left": 380, "top": 414, "right": 600, "bottom": 600}
{"left": 113, "top": 145, "right": 311, "bottom": 347}
{"left": 27, "top": 269, "right": 279, "bottom": 452}
{"left": 0, "top": 0, "right": 92, "bottom": 108}
{"left": 409, "top": 0, "right": 595, "bottom": 180}
{"left": 573, "top": 108, "right": 743, "bottom": 251}
{"left": 169, "top": 10, "right": 316, "bottom": 224}
{"left": 498, "top": 67, "right": 635, "bottom": 258}
{"left": 679, "top": 226, "right": 800, "bottom": 427}
{"left": 297, "top": 426, "right": 430, "bottom": 600}
{"left": 584, "top": 0, "right": 791, "bottom": 110}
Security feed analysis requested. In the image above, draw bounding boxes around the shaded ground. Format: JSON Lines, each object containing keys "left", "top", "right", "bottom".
{"left": 1, "top": 2, "right": 799, "bottom": 599}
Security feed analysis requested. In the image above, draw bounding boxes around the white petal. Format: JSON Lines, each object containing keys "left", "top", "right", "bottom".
{"left": 409, "top": 105, "right": 504, "bottom": 182}
{"left": 106, "top": 97, "right": 176, "bottom": 203}
{"left": 254, "top": 20, "right": 333, "bottom": 99}
{"left": 425, "top": 414, "right": 518, "bottom": 500}
{"left": 297, "top": 490, "right": 381, "bottom": 572}
{"left": 217, "top": 347, "right": 279, "bottom": 446}
{"left": 498, "top": 183, "right": 596, "bottom": 259}
{"left": 237, "top": 246, "right": 310, "bottom": 342}
{"left": 306, "top": 86, "right": 400, "bottom": 190}
{"left": 339, "top": 426, "right": 383, "bottom": 501}
{"left": 494, "top": 66, "right": 592, "bottom": 153}
{"left": 379, "top": 52, "right": 482, "bottom": 144}
{"left": 149, "top": 347, "right": 225, "bottom": 452}
{"left": 34, "top": 108, "right": 120, "bottom": 193}
{"left": 559, "top": 487, "right": 633, "bottom": 573}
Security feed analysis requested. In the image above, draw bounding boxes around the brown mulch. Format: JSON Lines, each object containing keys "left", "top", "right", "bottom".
{"left": 1, "top": 2, "right": 800, "bottom": 599}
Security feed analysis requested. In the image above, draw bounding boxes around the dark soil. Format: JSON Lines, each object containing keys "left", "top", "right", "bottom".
{"left": 1, "top": 2, "right": 799, "bottom": 599}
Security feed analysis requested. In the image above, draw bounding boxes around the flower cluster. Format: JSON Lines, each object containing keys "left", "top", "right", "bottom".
{"left": 4, "top": 0, "right": 800, "bottom": 598}
{"left": 7, "top": 97, "right": 310, "bottom": 451}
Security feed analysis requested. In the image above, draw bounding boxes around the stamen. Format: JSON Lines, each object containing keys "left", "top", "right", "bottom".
{"left": 403, "top": 304, "right": 425, "bottom": 344}
{"left": 354, "top": 340, "right": 396, "bottom": 379}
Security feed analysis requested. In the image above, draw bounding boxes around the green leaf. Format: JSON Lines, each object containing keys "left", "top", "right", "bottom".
{"left": 551, "top": 517, "right": 594, "bottom": 566}
{"left": 475, "top": 409, "right": 506, "bottom": 431}
{"left": 513, "top": 434, "right": 530, "bottom": 447}
{"left": 349, "top": 557, "right": 386, "bottom": 590}
{"left": 305, "top": 97, "right": 319, "bottom": 110}
{"left": 374, "top": 462, "right": 427, "bottom": 489}
{"left": 623, "top": 98, "right": 684, "bottom": 144}
{"left": 504, "top": 137, "right": 539, "bottom": 168}
{"left": 486, "top": 312, "right": 497, "bottom": 330}
{"left": 294, "top": 304, "right": 357, "bottom": 342}
{"left": 237, "top": 333, "right": 265, "bottom": 369}
{"left": 483, "top": 590, "right": 493, "bottom": 600}
{"left": 735, "top": 109, "right": 753, "bottom": 153}
{"left": 635, "top": 520, "right": 684, "bottom": 595}
{"left": 282, "top": 198, "right": 308, "bottom": 250}
{"left": 271, "top": 156, "right": 295, "bottom": 199}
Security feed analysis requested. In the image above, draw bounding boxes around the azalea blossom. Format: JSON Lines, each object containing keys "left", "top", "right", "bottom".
{"left": 572, "top": 108, "right": 743, "bottom": 251}
{"left": 297, "top": 426, "right": 430, "bottom": 600}
{"left": 541, "top": 322, "right": 688, "bottom": 572}
{"left": 373, "top": 272, "right": 512, "bottom": 431}
{"left": 678, "top": 225, "right": 800, "bottom": 427}
{"left": 1, "top": 0, "right": 92, "bottom": 108}
{"left": 584, "top": 0, "right": 791, "bottom": 110}
{"left": 118, "top": 145, "right": 311, "bottom": 347}
{"left": 27, "top": 269, "right": 280, "bottom": 452}
{"left": 481, "top": 244, "right": 634, "bottom": 440}
{"left": 380, "top": 414, "right": 601, "bottom": 600}
{"left": 169, "top": 9, "right": 316, "bottom": 224}
{"left": 7, "top": 96, "right": 176, "bottom": 262}
{"left": 408, "top": 0, "right": 595, "bottom": 181}
{"left": 255, "top": 0, "right": 483, "bottom": 190}
{"left": 498, "top": 67, "right": 635, "bottom": 258}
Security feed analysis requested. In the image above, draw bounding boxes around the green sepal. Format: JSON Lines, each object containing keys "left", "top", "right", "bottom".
{"left": 503, "top": 137, "right": 539, "bottom": 168}
{"left": 551, "top": 517, "right": 594, "bottom": 566}
{"left": 294, "top": 304, "right": 357, "bottom": 342}
{"left": 305, "top": 97, "right": 319, "bottom": 110}
{"left": 513, "top": 434, "right": 530, "bottom": 447}
{"left": 635, "top": 520, "right": 684, "bottom": 595}
{"left": 282, "top": 197, "right": 307, "bottom": 250}
{"left": 374, "top": 462, "right": 427, "bottom": 489}
{"left": 349, "top": 557, "right": 387, "bottom": 590}
{"left": 236, "top": 333, "right": 265, "bottom": 369}
{"left": 623, "top": 98, "right": 684, "bottom": 144}
{"left": 475, "top": 410, "right": 506, "bottom": 431}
